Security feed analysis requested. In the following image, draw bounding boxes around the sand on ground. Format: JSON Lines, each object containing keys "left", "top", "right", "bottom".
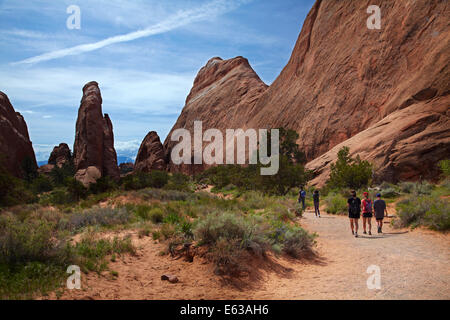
{"left": 43, "top": 208, "right": 450, "bottom": 300}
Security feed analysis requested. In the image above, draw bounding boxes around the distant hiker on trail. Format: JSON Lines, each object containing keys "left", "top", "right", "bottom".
{"left": 374, "top": 193, "right": 388, "bottom": 233}
{"left": 298, "top": 186, "right": 306, "bottom": 210}
{"left": 313, "top": 190, "right": 320, "bottom": 217}
{"left": 361, "top": 192, "right": 373, "bottom": 235}
{"left": 347, "top": 190, "right": 361, "bottom": 237}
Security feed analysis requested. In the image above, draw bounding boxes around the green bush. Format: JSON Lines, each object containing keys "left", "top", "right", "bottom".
{"left": 89, "top": 176, "right": 117, "bottom": 194}
{"left": 60, "top": 207, "right": 130, "bottom": 232}
{"left": 165, "top": 173, "right": 192, "bottom": 191}
{"left": 438, "top": 159, "right": 450, "bottom": 178}
{"left": 0, "top": 160, "right": 36, "bottom": 207}
{"left": 134, "top": 204, "right": 151, "bottom": 220}
{"left": 122, "top": 171, "right": 169, "bottom": 190}
{"left": 65, "top": 177, "right": 88, "bottom": 201}
{"left": 0, "top": 217, "right": 70, "bottom": 265}
{"left": 324, "top": 192, "right": 348, "bottom": 214}
{"left": 327, "top": 146, "right": 373, "bottom": 190}
{"left": 282, "top": 226, "right": 314, "bottom": 258}
{"left": 31, "top": 175, "right": 54, "bottom": 193}
{"left": 399, "top": 182, "right": 415, "bottom": 194}
{"left": 74, "top": 235, "right": 135, "bottom": 273}
{"left": 381, "top": 187, "right": 400, "bottom": 198}
{"left": 148, "top": 208, "right": 164, "bottom": 224}
{"left": 395, "top": 195, "right": 450, "bottom": 231}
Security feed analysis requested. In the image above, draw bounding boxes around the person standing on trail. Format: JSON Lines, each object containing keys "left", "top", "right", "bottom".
{"left": 298, "top": 186, "right": 306, "bottom": 210}
{"left": 347, "top": 190, "right": 361, "bottom": 237}
{"left": 374, "top": 193, "right": 388, "bottom": 233}
{"left": 313, "top": 190, "right": 321, "bottom": 217}
{"left": 361, "top": 192, "right": 373, "bottom": 235}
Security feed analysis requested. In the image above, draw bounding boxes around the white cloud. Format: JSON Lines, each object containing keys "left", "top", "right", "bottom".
{"left": 13, "top": 0, "right": 250, "bottom": 65}
{"left": 0, "top": 65, "right": 195, "bottom": 114}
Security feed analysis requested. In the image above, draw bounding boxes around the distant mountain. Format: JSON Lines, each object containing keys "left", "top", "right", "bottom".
{"left": 117, "top": 155, "right": 135, "bottom": 165}
{"left": 37, "top": 160, "right": 48, "bottom": 167}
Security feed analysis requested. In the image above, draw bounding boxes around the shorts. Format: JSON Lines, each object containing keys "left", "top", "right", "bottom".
{"left": 349, "top": 212, "right": 360, "bottom": 219}
{"left": 376, "top": 217, "right": 384, "bottom": 221}
{"left": 363, "top": 212, "right": 373, "bottom": 218}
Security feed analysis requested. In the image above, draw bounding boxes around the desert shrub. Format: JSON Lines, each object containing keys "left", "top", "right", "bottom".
{"left": 324, "top": 192, "right": 347, "bottom": 214}
{"left": 0, "top": 160, "right": 36, "bottom": 207}
{"left": 148, "top": 207, "right": 164, "bottom": 224}
{"left": 122, "top": 171, "right": 168, "bottom": 190}
{"left": 412, "top": 181, "right": 433, "bottom": 196}
{"left": 165, "top": 173, "right": 192, "bottom": 191}
{"left": 152, "top": 230, "right": 161, "bottom": 240}
{"left": 180, "top": 221, "right": 193, "bottom": 238}
{"left": 194, "top": 213, "right": 252, "bottom": 246}
{"left": 327, "top": 146, "right": 373, "bottom": 190}
{"left": 89, "top": 176, "right": 117, "bottom": 194}
{"left": 65, "top": 177, "right": 88, "bottom": 201}
{"left": 49, "top": 160, "right": 75, "bottom": 186}
{"left": 381, "top": 187, "right": 400, "bottom": 198}
{"left": 282, "top": 226, "right": 314, "bottom": 258}
{"left": 39, "top": 188, "right": 72, "bottom": 206}
{"left": 74, "top": 235, "right": 135, "bottom": 273}
{"left": 240, "top": 191, "right": 268, "bottom": 210}
{"left": 395, "top": 195, "right": 450, "bottom": 231}
{"left": 136, "top": 188, "right": 197, "bottom": 202}
{"left": 160, "top": 224, "right": 176, "bottom": 240}
{"left": 0, "top": 216, "right": 73, "bottom": 299}
{"left": 266, "top": 203, "right": 294, "bottom": 221}
{"left": 31, "top": 174, "right": 54, "bottom": 193}
{"left": 399, "top": 182, "right": 416, "bottom": 194}
{"left": 0, "top": 217, "right": 70, "bottom": 265}
{"left": 59, "top": 207, "right": 130, "bottom": 232}
{"left": 438, "top": 159, "right": 450, "bottom": 178}
{"left": 134, "top": 204, "right": 151, "bottom": 220}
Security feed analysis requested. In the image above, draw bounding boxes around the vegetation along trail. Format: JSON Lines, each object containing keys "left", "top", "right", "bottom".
{"left": 46, "top": 207, "right": 449, "bottom": 300}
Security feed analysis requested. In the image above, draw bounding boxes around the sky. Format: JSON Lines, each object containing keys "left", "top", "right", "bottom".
{"left": 0, "top": 0, "right": 315, "bottom": 162}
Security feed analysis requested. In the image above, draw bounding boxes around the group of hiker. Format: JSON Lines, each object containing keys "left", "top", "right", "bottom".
{"left": 298, "top": 187, "right": 389, "bottom": 237}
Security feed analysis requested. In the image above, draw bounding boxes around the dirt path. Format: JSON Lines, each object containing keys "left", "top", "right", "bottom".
{"left": 45, "top": 210, "right": 450, "bottom": 300}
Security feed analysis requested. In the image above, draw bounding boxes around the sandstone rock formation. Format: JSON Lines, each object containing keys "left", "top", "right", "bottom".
{"left": 0, "top": 91, "right": 37, "bottom": 178}
{"left": 135, "top": 131, "right": 166, "bottom": 172}
{"left": 164, "top": 0, "right": 450, "bottom": 183}
{"left": 48, "top": 143, "right": 72, "bottom": 167}
{"left": 248, "top": 0, "right": 450, "bottom": 184}
{"left": 73, "top": 81, "right": 120, "bottom": 185}
{"left": 163, "top": 56, "right": 268, "bottom": 174}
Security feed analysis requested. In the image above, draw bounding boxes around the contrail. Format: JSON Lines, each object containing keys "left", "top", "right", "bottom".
{"left": 13, "top": 0, "right": 249, "bottom": 65}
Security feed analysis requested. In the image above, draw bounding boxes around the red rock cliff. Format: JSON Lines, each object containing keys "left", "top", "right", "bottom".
{"left": 0, "top": 91, "right": 37, "bottom": 178}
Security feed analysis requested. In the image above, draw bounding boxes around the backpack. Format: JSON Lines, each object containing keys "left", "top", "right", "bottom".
{"left": 300, "top": 190, "right": 306, "bottom": 198}
{"left": 363, "top": 199, "right": 372, "bottom": 213}
{"left": 349, "top": 198, "right": 360, "bottom": 214}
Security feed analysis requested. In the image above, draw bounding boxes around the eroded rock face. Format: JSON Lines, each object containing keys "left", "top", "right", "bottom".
{"left": 165, "top": 0, "right": 450, "bottom": 183}
{"left": 163, "top": 56, "right": 268, "bottom": 174}
{"left": 306, "top": 96, "right": 450, "bottom": 186}
{"left": 135, "top": 131, "right": 166, "bottom": 172}
{"left": 73, "top": 82, "right": 119, "bottom": 185}
{"left": 0, "top": 91, "right": 37, "bottom": 178}
{"left": 48, "top": 143, "right": 72, "bottom": 167}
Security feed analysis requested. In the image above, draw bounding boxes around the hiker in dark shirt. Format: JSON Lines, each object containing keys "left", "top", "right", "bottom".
{"left": 374, "top": 193, "right": 388, "bottom": 233}
{"left": 347, "top": 190, "right": 361, "bottom": 237}
{"left": 313, "top": 190, "right": 320, "bottom": 218}
{"left": 298, "top": 186, "right": 306, "bottom": 210}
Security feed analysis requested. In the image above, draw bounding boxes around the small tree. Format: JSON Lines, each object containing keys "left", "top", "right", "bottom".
{"left": 328, "top": 146, "right": 372, "bottom": 190}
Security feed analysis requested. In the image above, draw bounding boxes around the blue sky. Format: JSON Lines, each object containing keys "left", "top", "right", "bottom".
{"left": 0, "top": 0, "right": 315, "bottom": 162}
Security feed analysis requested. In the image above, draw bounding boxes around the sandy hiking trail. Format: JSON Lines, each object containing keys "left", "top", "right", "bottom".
{"left": 44, "top": 209, "right": 450, "bottom": 300}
